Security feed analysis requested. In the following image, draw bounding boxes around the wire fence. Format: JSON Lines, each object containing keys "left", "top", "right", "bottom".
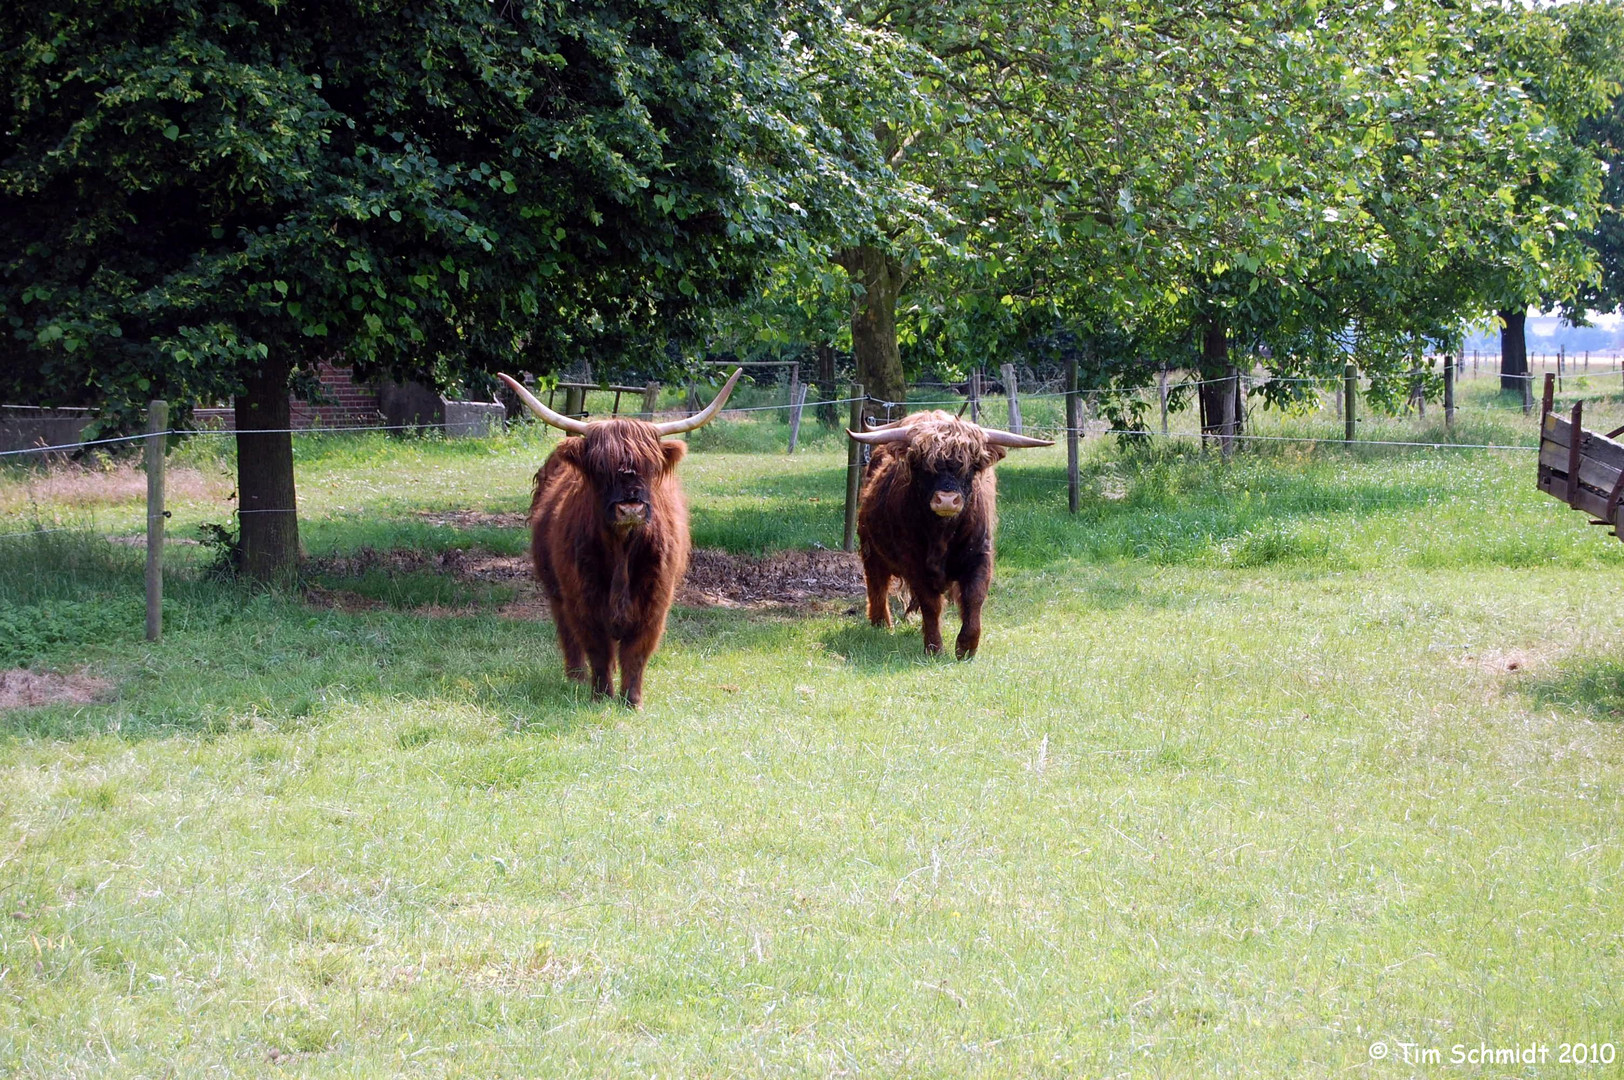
{"left": 0, "top": 365, "right": 1607, "bottom": 547}
{"left": 0, "top": 373, "right": 1596, "bottom": 463}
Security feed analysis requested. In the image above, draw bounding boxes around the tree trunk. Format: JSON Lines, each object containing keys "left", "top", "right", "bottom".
{"left": 235, "top": 353, "right": 300, "bottom": 580}
{"left": 1198, "top": 319, "right": 1237, "bottom": 455}
{"left": 815, "top": 343, "right": 839, "bottom": 426}
{"left": 1499, "top": 308, "right": 1528, "bottom": 394}
{"left": 835, "top": 245, "right": 908, "bottom": 415}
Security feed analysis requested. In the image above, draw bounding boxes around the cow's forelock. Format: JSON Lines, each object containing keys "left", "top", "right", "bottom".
{"left": 906, "top": 418, "right": 993, "bottom": 476}
{"left": 579, "top": 420, "right": 668, "bottom": 484}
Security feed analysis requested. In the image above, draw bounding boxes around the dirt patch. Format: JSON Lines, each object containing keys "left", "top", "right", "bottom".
{"left": 0, "top": 669, "right": 115, "bottom": 709}
{"left": 307, "top": 546, "right": 528, "bottom": 583}
{"left": 303, "top": 545, "right": 864, "bottom": 616}
{"left": 678, "top": 548, "right": 864, "bottom": 609}
{"left": 302, "top": 585, "right": 389, "bottom": 614}
{"left": 412, "top": 510, "right": 528, "bottom": 530}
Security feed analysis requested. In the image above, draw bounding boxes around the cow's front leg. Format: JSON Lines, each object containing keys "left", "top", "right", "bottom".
{"left": 615, "top": 618, "right": 667, "bottom": 710}
{"left": 916, "top": 588, "right": 946, "bottom": 655}
{"left": 580, "top": 626, "right": 615, "bottom": 699}
{"left": 954, "top": 558, "right": 993, "bottom": 660}
{"left": 556, "top": 618, "right": 588, "bottom": 681}
{"left": 862, "top": 552, "right": 893, "bottom": 628}
{"left": 545, "top": 591, "right": 588, "bottom": 680}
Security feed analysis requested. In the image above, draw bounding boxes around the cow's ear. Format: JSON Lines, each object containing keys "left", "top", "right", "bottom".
{"left": 984, "top": 446, "right": 1008, "bottom": 468}
{"left": 661, "top": 440, "right": 687, "bottom": 472}
{"left": 549, "top": 435, "right": 588, "bottom": 473}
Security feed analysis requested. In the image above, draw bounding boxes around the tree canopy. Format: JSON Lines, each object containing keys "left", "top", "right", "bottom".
{"left": 1, "top": 0, "right": 891, "bottom": 573}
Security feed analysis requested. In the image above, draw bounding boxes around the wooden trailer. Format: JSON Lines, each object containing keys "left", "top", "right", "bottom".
{"left": 1536, "top": 373, "right": 1624, "bottom": 541}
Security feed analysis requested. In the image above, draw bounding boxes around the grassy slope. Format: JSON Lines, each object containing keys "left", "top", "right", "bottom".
{"left": 2, "top": 380, "right": 1623, "bottom": 1076}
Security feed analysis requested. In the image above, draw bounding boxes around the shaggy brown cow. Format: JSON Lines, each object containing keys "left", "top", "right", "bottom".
{"left": 497, "top": 370, "right": 741, "bottom": 706}
{"left": 851, "top": 411, "right": 1051, "bottom": 659}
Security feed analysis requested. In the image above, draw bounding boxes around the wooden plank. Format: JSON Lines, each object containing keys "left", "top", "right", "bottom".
{"left": 1538, "top": 469, "right": 1615, "bottom": 520}
{"left": 1538, "top": 412, "right": 1624, "bottom": 471}
{"left": 1606, "top": 466, "right": 1624, "bottom": 526}
{"left": 1538, "top": 443, "right": 1623, "bottom": 496}
{"left": 553, "top": 382, "right": 652, "bottom": 394}
{"left": 1567, "top": 402, "right": 1585, "bottom": 508}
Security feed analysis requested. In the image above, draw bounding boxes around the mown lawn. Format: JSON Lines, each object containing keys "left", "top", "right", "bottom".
{"left": 2, "top": 381, "right": 1623, "bottom": 1076}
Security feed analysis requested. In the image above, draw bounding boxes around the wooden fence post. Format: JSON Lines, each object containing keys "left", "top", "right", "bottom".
{"left": 1001, "top": 363, "right": 1022, "bottom": 434}
{"left": 968, "top": 369, "right": 981, "bottom": 424}
{"left": 843, "top": 384, "right": 864, "bottom": 552}
{"left": 786, "top": 362, "right": 800, "bottom": 425}
{"left": 1158, "top": 367, "right": 1169, "bottom": 437}
{"left": 1066, "top": 357, "right": 1080, "bottom": 514}
{"left": 1221, "top": 365, "right": 1239, "bottom": 460}
{"left": 563, "top": 384, "right": 585, "bottom": 419}
{"left": 1443, "top": 354, "right": 1455, "bottom": 430}
{"left": 787, "top": 382, "right": 808, "bottom": 454}
{"left": 640, "top": 382, "right": 660, "bottom": 420}
{"left": 1343, "top": 362, "right": 1357, "bottom": 443}
{"left": 145, "top": 400, "right": 168, "bottom": 642}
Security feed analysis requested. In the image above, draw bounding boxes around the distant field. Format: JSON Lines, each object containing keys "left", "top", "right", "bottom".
{"left": 2, "top": 377, "right": 1622, "bottom": 1077}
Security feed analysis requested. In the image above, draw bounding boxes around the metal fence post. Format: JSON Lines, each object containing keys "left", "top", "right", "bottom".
{"left": 145, "top": 399, "right": 168, "bottom": 642}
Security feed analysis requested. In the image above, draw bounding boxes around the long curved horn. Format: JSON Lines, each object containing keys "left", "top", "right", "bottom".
{"left": 653, "top": 368, "right": 744, "bottom": 436}
{"left": 497, "top": 372, "right": 591, "bottom": 435}
{"left": 981, "top": 427, "right": 1053, "bottom": 448}
{"left": 847, "top": 427, "right": 915, "bottom": 445}
{"left": 863, "top": 416, "right": 906, "bottom": 431}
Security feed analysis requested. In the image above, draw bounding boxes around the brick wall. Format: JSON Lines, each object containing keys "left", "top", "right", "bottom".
{"left": 193, "top": 361, "right": 381, "bottom": 430}
{"left": 291, "top": 360, "right": 381, "bottom": 428}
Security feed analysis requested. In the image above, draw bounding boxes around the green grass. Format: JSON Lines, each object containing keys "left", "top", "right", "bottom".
{"left": 2, "top": 377, "right": 1623, "bottom": 1076}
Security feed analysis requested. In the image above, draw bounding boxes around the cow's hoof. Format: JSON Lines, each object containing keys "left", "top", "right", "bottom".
{"left": 923, "top": 642, "right": 943, "bottom": 656}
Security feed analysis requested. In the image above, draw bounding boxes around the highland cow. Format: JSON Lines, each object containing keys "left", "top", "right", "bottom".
{"left": 498, "top": 370, "right": 741, "bottom": 706}
{"left": 850, "top": 410, "right": 1051, "bottom": 658}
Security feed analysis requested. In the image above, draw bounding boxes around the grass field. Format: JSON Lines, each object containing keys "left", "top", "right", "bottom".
{"left": 3, "top": 375, "right": 1624, "bottom": 1076}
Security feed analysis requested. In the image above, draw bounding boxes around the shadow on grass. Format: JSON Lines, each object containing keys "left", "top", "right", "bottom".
{"left": 1520, "top": 654, "right": 1624, "bottom": 722}
{"left": 819, "top": 620, "right": 959, "bottom": 672}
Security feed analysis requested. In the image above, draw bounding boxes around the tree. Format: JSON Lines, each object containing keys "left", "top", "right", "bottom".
{"left": 1, "top": 0, "right": 886, "bottom": 576}
{"left": 1575, "top": 87, "right": 1624, "bottom": 321}
{"left": 821, "top": 0, "right": 1399, "bottom": 415}
{"left": 1455, "top": 1, "right": 1624, "bottom": 390}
